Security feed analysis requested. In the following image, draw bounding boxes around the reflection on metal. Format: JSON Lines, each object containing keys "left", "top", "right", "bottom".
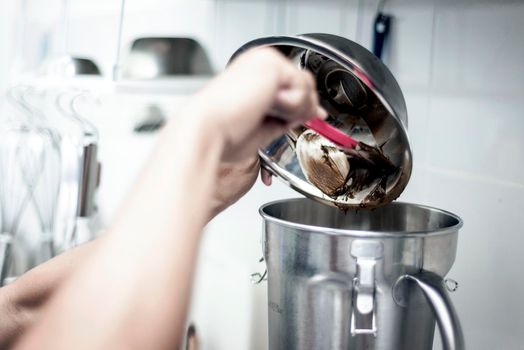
{"left": 123, "top": 37, "right": 213, "bottom": 79}
{"left": 39, "top": 55, "right": 101, "bottom": 78}
{"left": 260, "top": 198, "right": 464, "bottom": 350}
{"left": 231, "top": 34, "right": 412, "bottom": 210}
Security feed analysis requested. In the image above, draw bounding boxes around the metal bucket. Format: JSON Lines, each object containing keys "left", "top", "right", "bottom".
{"left": 259, "top": 198, "right": 464, "bottom": 350}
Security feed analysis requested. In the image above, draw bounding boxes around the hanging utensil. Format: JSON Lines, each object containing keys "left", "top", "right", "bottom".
{"left": 372, "top": 0, "right": 392, "bottom": 60}
{"left": 0, "top": 88, "right": 39, "bottom": 282}
{"left": 53, "top": 90, "right": 100, "bottom": 250}
{"left": 66, "top": 92, "right": 100, "bottom": 246}
{"left": 16, "top": 88, "right": 62, "bottom": 263}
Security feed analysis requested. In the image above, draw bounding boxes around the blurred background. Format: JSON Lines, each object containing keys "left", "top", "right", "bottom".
{"left": 0, "top": 0, "right": 523, "bottom": 349}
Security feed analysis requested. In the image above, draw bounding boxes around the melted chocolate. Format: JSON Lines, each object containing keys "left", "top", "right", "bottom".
{"left": 296, "top": 52, "right": 402, "bottom": 209}
{"left": 300, "top": 140, "right": 349, "bottom": 197}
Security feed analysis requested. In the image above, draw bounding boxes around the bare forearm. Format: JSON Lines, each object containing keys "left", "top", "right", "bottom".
{"left": 11, "top": 47, "right": 320, "bottom": 350}
{"left": 16, "top": 116, "right": 223, "bottom": 350}
{"left": 0, "top": 239, "right": 98, "bottom": 348}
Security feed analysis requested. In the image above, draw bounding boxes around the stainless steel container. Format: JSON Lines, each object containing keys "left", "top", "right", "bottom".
{"left": 232, "top": 34, "right": 464, "bottom": 349}
{"left": 260, "top": 198, "right": 464, "bottom": 350}
{"left": 232, "top": 34, "right": 412, "bottom": 209}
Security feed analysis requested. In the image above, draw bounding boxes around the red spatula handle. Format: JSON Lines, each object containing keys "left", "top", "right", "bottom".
{"left": 304, "top": 118, "right": 359, "bottom": 149}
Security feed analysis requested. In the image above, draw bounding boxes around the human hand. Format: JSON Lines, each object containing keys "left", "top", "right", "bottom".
{"left": 208, "top": 156, "right": 276, "bottom": 220}
{"left": 209, "top": 156, "right": 260, "bottom": 219}
{"left": 183, "top": 48, "right": 324, "bottom": 219}
{"left": 187, "top": 47, "right": 327, "bottom": 162}
{"left": 15, "top": 48, "right": 326, "bottom": 350}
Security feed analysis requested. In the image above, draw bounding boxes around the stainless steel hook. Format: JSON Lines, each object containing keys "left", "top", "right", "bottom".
{"left": 250, "top": 256, "right": 267, "bottom": 285}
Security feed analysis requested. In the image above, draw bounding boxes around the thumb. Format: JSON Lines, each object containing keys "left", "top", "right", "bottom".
{"left": 252, "top": 116, "right": 290, "bottom": 148}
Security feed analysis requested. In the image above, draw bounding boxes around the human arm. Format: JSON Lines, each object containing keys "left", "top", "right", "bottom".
{"left": 0, "top": 156, "right": 260, "bottom": 348}
{"left": 0, "top": 240, "right": 97, "bottom": 348}
{"left": 15, "top": 48, "right": 323, "bottom": 350}
{"left": 0, "top": 136, "right": 270, "bottom": 349}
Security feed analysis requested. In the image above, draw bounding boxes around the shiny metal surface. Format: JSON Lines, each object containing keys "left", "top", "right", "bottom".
{"left": 56, "top": 91, "right": 100, "bottom": 219}
{"left": 77, "top": 143, "right": 99, "bottom": 217}
{"left": 70, "top": 57, "right": 101, "bottom": 75}
{"left": 40, "top": 55, "right": 101, "bottom": 77}
{"left": 233, "top": 34, "right": 412, "bottom": 209}
{"left": 122, "top": 37, "right": 213, "bottom": 79}
{"left": 396, "top": 272, "right": 465, "bottom": 350}
{"left": 260, "top": 198, "right": 463, "bottom": 350}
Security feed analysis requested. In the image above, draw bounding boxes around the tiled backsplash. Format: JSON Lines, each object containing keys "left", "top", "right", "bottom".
{"left": 206, "top": 1, "right": 524, "bottom": 349}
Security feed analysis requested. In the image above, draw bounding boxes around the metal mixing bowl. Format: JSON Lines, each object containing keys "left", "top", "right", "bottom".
{"left": 231, "top": 34, "right": 412, "bottom": 209}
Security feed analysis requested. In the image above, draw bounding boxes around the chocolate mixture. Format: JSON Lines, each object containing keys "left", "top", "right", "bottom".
{"left": 294, "top": 51, "right": 399, "bottom": 208}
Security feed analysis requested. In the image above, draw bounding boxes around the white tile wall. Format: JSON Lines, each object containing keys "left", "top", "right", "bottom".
{"left": 0, "top": 0, "right": 22, "bottom": 91}
{"left": 432, "top": 1, "right": 524, "bottom": 95}
{"left": 213, "top": 1, "right": 277, "bottom": 68}
{"left": 397, "top": 1, "right": 524, "bottom": 349}
{"left": 420, "top": 169, "right": 524, "bottom": 350}
{"left": 424, "top": 94, "right": 523, "bottom": 186}
{"left": 283, "top": 0, "right": 358, "bottom": 38}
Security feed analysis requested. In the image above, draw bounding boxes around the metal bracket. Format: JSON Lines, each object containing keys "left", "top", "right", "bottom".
{"left": 350, "top": 240, "right": 383, "bottom": 336}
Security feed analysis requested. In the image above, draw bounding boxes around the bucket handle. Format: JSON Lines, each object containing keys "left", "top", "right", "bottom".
{"left": 395, "top": 272, "right": 465, "bottom": 350}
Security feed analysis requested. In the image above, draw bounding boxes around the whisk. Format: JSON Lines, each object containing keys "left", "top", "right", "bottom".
{"left": 0, "top": 128, "right": 29, "bottom": 281}
{"left": 19, "top": 88, "right": 62, "bottom": 263}
{"left": 0, "top": 89, "right": 37, "bottom": 282}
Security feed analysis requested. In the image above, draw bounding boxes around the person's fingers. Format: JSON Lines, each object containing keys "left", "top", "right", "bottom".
{"left": 273, "top": 89, "right": 309, "bottom": 117}
{"left": 261, "top": 168, "right": 273, "bottom": 186}
{"left": 269, "top": 90, "right": 316, "bottom": 124}
{"left": 251, "top": 117, "right": 290, "bottom": 150}
{"left": 304, "top": 68, "right": 316, "bottom": 93}
{"left": 203, "top": 47, "right": 326, "bottom": 162}
{"left": 275, "top": 89, "right": 305, "bottom": 108}
{"left": 316, "top": 105, "right": 329, "bottom": 120}
{"left": 224, "top": 117, "right": 288, "bottom": 161}
{"left": 272, "top": 77, "right": 319, "bottom": 122}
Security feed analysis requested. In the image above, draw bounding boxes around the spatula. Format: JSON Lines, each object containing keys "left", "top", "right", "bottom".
{"left": 304, "top": 118, "right": 359, "bottom": 149}
{"left": 304, "top": 117, "right": 396, "bottom": 171}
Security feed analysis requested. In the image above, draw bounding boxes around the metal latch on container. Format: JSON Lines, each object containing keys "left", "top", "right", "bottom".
{"left": 350, "top": 240, "right": 383, "bottom": 336}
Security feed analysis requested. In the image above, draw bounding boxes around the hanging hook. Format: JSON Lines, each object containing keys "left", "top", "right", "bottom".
{"left": 444, "top": 278, "right": 459, "bottom": 292}
{"left": 250, "top": 256, "right": 267, "bottom": 284}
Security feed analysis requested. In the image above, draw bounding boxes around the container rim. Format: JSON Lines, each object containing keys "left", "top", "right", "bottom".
{"left": 259, "top": 198, "right": 463, "bottom": 238}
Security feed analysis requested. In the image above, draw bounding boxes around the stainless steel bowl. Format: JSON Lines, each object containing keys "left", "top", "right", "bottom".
{"left": 231, "top": 34, "right": 412, "bottom": 209}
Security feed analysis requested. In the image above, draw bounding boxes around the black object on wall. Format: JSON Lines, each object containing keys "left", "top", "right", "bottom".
{"left": 372, "top": 13, "right": 392, "bottom": 60}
